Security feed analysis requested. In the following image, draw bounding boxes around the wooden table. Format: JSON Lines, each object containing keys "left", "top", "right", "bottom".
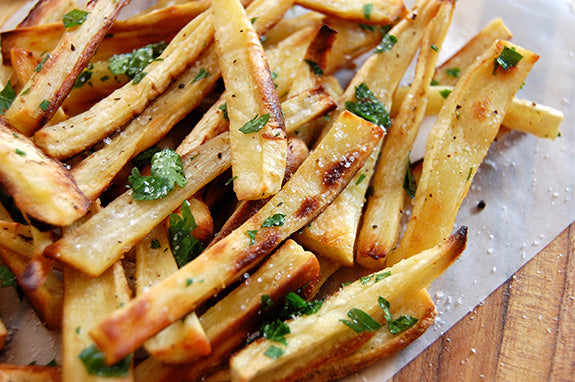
{"left": 391, "top": 223, "right": 575, "bottom": 381}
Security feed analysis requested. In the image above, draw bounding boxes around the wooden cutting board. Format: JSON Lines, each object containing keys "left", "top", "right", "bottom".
{"left": 391, "top": 222, "right": 575, "bottom": 381}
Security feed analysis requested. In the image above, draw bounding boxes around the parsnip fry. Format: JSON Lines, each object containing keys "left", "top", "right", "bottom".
{"left": 230, "top": 227, "right": 467, "bottom": 382}
{"left": 135, "top": 239, "right": 321, "bottom": 381}
{"left": 0, "top": 364, "right": 61, "bottom": 382}
{"left": 18, "top": 0, "right": 76, "bottom": 28}
{"left": 295, "top": 0, "right": 407, "bottom": 25}
{"left": 388, "top": 41, "right": 539, "bottom": 265}
{"left": 0, "top": 118, "right": 89, "bottom": 226}
{"left": 213, "top": 0, "right": 287, "bottom": 200}
{"left": 136, "top": 225, "right": 211, "bottom": 364}
{"left": 0, "top": 221, "right": 34, "bottom": 258}
{"left": 356, "top": 0, "right": 454, "bottom": 268}
{"left": 4, "top": 0, "right": 129, "bottom": 135}
{"left": 263, "top": 11, "right": 325, "bottom": 47}
{"left": 434, "top": 18, "right": 512, "bottom": 86}
{"left": 44, "top": 133, "right": 232, "bottom": 277}
{"left": 90, "top": 110, "right": 384, "bottom": 364}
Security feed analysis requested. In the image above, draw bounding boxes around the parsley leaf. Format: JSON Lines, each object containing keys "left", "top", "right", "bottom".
{"left": 375, "top": 34, "right": 397, "bottom": 53}
{"left": 494, "top": 46, "right": 523, "bottom": 73}
{"left": 247, "top": 229, "right": 258, "bottom": 245}
{"left": 345, "top": 83, "right": 390, "bottom": 128}
{"left": 378, "top": 296, "right": 418, "bottom": 334}
{"left": 304, "top": 59, "right": 324, "bottom": 76}
{"left": 374, "top": 271, "right": 391, "bottom": 282}
{"left": 131, "top": 146, "right": 161, "bottom": 170}
{"left": 261, "top": 294, "right": 273, "bottom": 310}
{"left": 0, "top": 81, "right": 17, "bottom": 115}
{"left": 15, "top": 148, "right": 26, "bottom": 156}
{"left": 239, "top": 113, "right": 270, "bottom": 134}
{"left": 0, "top": 265, "right": 16, "bottom": 288}
{"left": 73, "top": 66, "right": 93, "bottom": 88}
{"left": 264, "top": 345, "right": 284, "bottom": 359}
{"left": 35, "top": 54, "right": 50, "bottom": 72}
{"left": 108, "top": 42, "right": 166, "bottom": 81}
{"left": 445, "top": 68, "right": 460, "bottom": 78}
{"left": 168, "top": 200, "right": 204, "bottom": 268}
{"left": 362, "top": 3, "right": 373, "bottom": 20}
{"left": 150, "top": 238, "right": 161, "bottom": 249}
{"left": 356, "top": 173, "right": 366, "bottom": 185}
{"left": 191, "top": 68, "right": 210, "bottom": 84}
{"left": 219, "top": 103, "right": 229, "bottom": 121}
{"left": 280, "top": 292, "right": 323, "bottom": 319}
{"left": 63, "top": 9, "right": 89, "bottom": 28}
{"left": 128, "top": 148, "right": 186, "bottom": 200}
{"left": 262, "top": 319, "right": 290, "bottom": 345}
{"left": 439, "top": 89, "right": 452, "bottom": 99}
{"left": 261, "top": 213, "right": 285, "bottom": 228}
{"left": 39, "top": 99, "right": 50, "bottom": 111}
{"left": 403, "top": 161, "right": 417, "bottom": 199}
{"left": 340, "top": 308, "right": 382, "bottom": 333}
{"left": 79, "top": 344, "right": 132, "bottom": 377}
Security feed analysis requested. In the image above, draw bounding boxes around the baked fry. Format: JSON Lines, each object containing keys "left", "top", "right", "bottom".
{"left": 295, "top": 0, "right": 407, "bottom": 25}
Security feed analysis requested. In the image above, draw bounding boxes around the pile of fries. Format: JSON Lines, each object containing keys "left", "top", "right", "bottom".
{"left": 0, "top": 0, "right": 564, "bottom": 381}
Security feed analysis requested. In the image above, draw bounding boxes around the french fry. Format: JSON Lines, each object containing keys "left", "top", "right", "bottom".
{"left": 0, "top": 221, "right": 35, "bottom": 258}
{"left": 4, "top": 0, "right": 130, "bottom": 136}
{"left": 230, "top": 227, "right": 467, "bottom": 382}
{"left": 388, "top": 40, "right": 539, "bottom": 265}
{"left": 356, "top": 0, "right": 454, "bottom": 268}
{"left": 0, "top": 0, "right": 29, "bottom": 29}
{"left": 0, "top": 118, "right": 89, "bottom": 226}
{"left": 295, "top": 0, "right": 407, "bottom": 25}
{"left": 294, "top": 0, "right": 442, "bottom": 266}
{"left": 17, "top": 0, "right": 77, "bottom": 28}
{"left": 213, "top": 0, "right": 287, "bottom": 200}
{"left": 135, "top": 225, "right": 211, "bottom": 364}
{"left": 0, "top": 364, "right": 62, "bottom": 382}
{"left": 45, "top": 133, "right": 232, "bottom": 277}
{"left": 89, "top": 110, "right": 384, "bottom": 364}
{"left": 262, "top": 11, "right": 325, "bottom": 47}
{"left": 433, "top": 18, "right": 512, "bottom": 86}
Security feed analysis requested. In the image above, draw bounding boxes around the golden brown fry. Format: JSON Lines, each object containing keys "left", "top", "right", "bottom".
{"left": 45, "top": 133, "right": 232, "bottom": 277}
{"left": 0, "top": 118, "right": 89, "bottom": 226}
{"left": 0, "top": 364, "right": 62, "bottom": 382}
{"left": 262, "top": 11, "right": 325, "bottom": 47}
{"left": 0, "top": 221, "right": 34, "bottom": 258}
{"left": 434, "top": 18, "right": 512, "bottom": 86}
{"left": 18, "top": 0, "right": 76, "bottom": 28}
{"left": 89, "top": 111, "right": 384, "bottom": 364}
{"left": 388, "top": 41, "right": 539, "bottom": 265}
{"left": 213, "top": 0, "right": 287, "bottom": 200}
{"left": 4, "top": 0, "right": 130, "bottom": 136}
{"left": 295, "top": 0, "right": 407, "bottom": 25}
{"left": 230, "top": 227, "right": 467, "bottom": 382}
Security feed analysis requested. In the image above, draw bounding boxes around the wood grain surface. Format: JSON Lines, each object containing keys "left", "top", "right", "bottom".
{"left": 391, "top": 222, "right": 575, "bottom": 381}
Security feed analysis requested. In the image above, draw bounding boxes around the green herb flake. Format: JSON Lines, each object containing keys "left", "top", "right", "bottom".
{"left": 280, "top": 292, "right": 323, "bottom": 319}
{"left": 35, "top": 54, "right": 50, "bottom": 72}
{"left": 345, "top": 83, "right": 391, "bottom": 128}
{"left": 168, "top": 200, "right": 204, "bottom": 268}
{"left": 131, "top": 146, "right": 161, "bottom": 170}
{"left": 431, "top": 44, "right": 438, "bottom": 52}
{"left": 304, "top": 59, "right": 324, "bottom": 76}
{"left": 78, "top": 344, "right": 132, "bottom": 377}
{"left": 128, "top": 148, "right": 186, "bottom": 200}
{"left": 362, "top": 3, "right": 373, "bottom": 20}
{"left": 100, "top": 75, "right": 110, "bottom": 82}
{"left": 261, "top": 213, "right": 286, "bottom": 228}
{"left": 15, "top": 148, "right": 26, "bottom": 156}
{"left": 374, "top": 271, "right": 391, "bottom": 282}
{"left": 239, "top": 113, "right": 270, "bottom": 134}
{"left": 359, "top": 23, "right": 376, "bottom": 31}
{"left": 0, "top": 265, "right": 16, "bottom": 288}
{"left": 108, "top": 42, "right": 166, "bottom": 80}
{"left": 264, "top": 345, "right": 284, "bottom": 359}
{"left": 75, "top": 326, "right": 82, "bottom": 335}
{"left": 132, "top": 71, "right": 146, "bottom": 84}
{"left": 375, "top": 34, "right": 397, "bottom": 53}
{"left": 45, "top": 359, "right": 57, "bottom": 367}
{"left": 262, "top": 319, "right": 290, "bottom": 345}
{"left": 186, "top": 278, "right": 194, "bottom": 286}
{"left": 218, "top": 103, "right": 229, "bottom": 121}
{"left": 403, "top": 161, "right": 417, "bottom": 199}
{"left": 341, "top": 280, "right": 354, "bottom": 288}
{"left": 378, "top": 296, "right": 418, "bottom": 334}
{"left": 63, "top": 9, "right": 89, "bottom": 28}
{"left": 445, "top": 68, "right": 460, "bottom": 78}
{"left": 225, "top": 176, "right": 238, "bottom": 186}
{"left": 191, "top": 68, "right": 211, "bottom": 84}
{"left": 430, "top": 79, "right": 439, "bottom": 86}
{"left": 39, "top": 99, "right": 50, "bottom": 111}
{"left": 494, "top": 46, "right": 523, "bottom": 74}
{"left": 74, "top": 69, "right": 93, "bottom": 89}
{"left": 251, "top": 17, "right": 258, "bottom": 24}
{"left": 261, "top": 294, "right": 273, "bottom": 310}
{"left": 247, "top": 230, "right": 258, "bottom": 245}
{"left": 356, "top": 173, "right": 366, "bottom": 185}
{"left": 0, "top": 81, "right": 17, "bottom": 115}
{"left": 340, "top": 308, "right": 382, "bottom": 333}
{"left": 466, "top": 167, "right": 473, "bottom": 182}
{"left": 439, "top": 89, "right": 452, "bottom": 99}
{"left": 360, "top": 275, "right": 373, "bottom": 284}
{"left": 150, "top": 238, "right": 161, "bottom": 249}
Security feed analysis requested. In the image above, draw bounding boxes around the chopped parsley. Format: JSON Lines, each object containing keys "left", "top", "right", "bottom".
{"left": 191, "top": 68, "right": 211, "bottom": 84}
{"left": 35, "top": 54, "right": 50, "bottom": 72}
{"left": 494, "top": 46, "right": 523, "bottom": 74}
{"left": 108, "top": 42, "right": 166, "bottom": 82}
{"left": 345, "top": 83, "right": 391, "bottom": 128}
{"left": 261, "top": 213, "right": 285, "bottom": 228}
{"left": 439, "top": 89, "right": 452, "bottom": 99}
{"left": 378, "top": 297, "right": 418, "bottom": 334}
{"left": 131, "top": 146, "right": 161, "bottom": 170}
{"left": 247, "top": 229, "right": 258, "bottom": 245}
{"left": 375, "top": 34, "right": 397, "bottom": 53}
{"left": 359, "top": 23, "right": 376, "bottom": 32}
{"left": 239, "top": 113, "right": 270, "bottom": 134}
{"left": 430, "top": 79, "right": 439, "bottom": 86}
{"left": 261, "top": 294, "right": 273, "bottom": 310}
{"left": 362, "top": 3, "right": 373, "bottom": 20}
{"left": 219, "top": 103, "right": 229, "bottom": 120}
{"left": 445, "top": 68, "right": 460, "bottom": 78}
{"left": 431, "top": 44, "right": 438, "bottom": 52}
{"left": 75, "top": 326, "right": 82, "bottom": 334}
{"left": 15, "top": 148, "right": 26, "bottom": 156}
{"left": 304, "top": 59, "right": 324, "bottom": 76}
{"left": 0, "top": 81, "right": 17, "bottom": 115}
{"left": 262, "top": 319, "right": 290, "bottom": 345}
{"left": 63, "top": 9, "right": 89, "bottom": 28}
{"left": 280, "top": 292, "right": 323, "bottom": 319}
{"left": 225, "top": 176, "right": 238, "bottom": 186}
{"left": 374, "top": 271, "right": 391, "bottom": 282}
{"left": 150, "top": 238, "right": 161, "bottom": 249}
{"left": 466, "top": 167, "right": 473, "bottom": 182}
{"left": 340, "top": 308, "right": 382, "bottom": 333}
{"left": 356, "top": 173, "right": 366, "bottom": 185}
{"left": 403, "top": 161, "right": 417, "bottom": 199}
{"left": 264, "top": 345, "right": 284, "bottom": 359}
{"left": 360, "top": 275, "right": 373, "bottom": 284}
{"left": 73, "top": 63, "right": 94, "bottom": 88}
{"left": 168, "top": 200, "right": 204, "bottom": 268}
{"left": 78, "top": 344, "right": 132, "bottom": 377}
{"left": 0, "top": 265, "right": 16, "bottom": 288}
{"left": 186, "top": 278, "right": 194, "bottom": 286}
{"left": 128, "top": 148, "right": 186, "bottom": 200}
{"left": 39, "top": 99, "right": 50, "bottom": 111}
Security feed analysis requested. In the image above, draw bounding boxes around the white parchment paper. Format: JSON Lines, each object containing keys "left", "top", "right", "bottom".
{"left": 1, "top": 0, "right": 574, "bottom": 380}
